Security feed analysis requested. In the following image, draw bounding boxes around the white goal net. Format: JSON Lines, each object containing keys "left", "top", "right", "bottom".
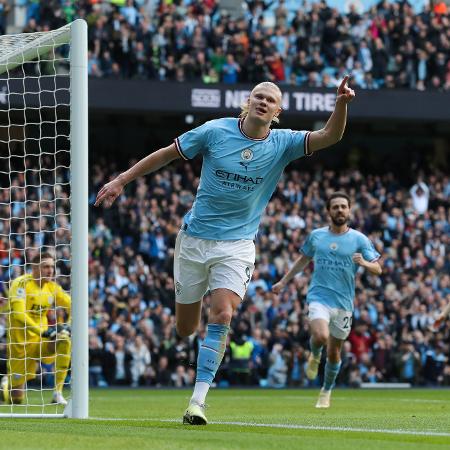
{"left": 0, "top": 20, "right": 88, "bottom": 418}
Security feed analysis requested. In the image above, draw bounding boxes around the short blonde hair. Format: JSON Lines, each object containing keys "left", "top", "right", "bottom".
{"left": 239, "top": 82, "right": 282, "bottom": 124}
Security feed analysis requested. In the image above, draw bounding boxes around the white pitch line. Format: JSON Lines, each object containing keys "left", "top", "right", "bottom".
{"left": 90, "top": 417, "right": 450, "bottom": 437}
{"left": 398, "top": 399, "right": 447, "bottom": 403}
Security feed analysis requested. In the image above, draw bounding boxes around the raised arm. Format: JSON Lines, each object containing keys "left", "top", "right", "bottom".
{"left": 308, "top": 76, "right": 355, "bottom": 153}
{"left": 272, "top": 253, "right": 312, "bottom": 294}
{"left": 95, "top": 143, "right": 181, "bottom": 208}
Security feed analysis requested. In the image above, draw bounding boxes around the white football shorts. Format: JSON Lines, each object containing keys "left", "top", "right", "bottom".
{"left": 174, "top": 229, "right": 255, "bottom": 304}
{"left": 308, "top": 301, "right": 353, "bottom": 340}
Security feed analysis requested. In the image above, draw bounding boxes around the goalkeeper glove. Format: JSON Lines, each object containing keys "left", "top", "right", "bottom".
{"left": 42, "top": 324, "right": 71, "bottom": 340}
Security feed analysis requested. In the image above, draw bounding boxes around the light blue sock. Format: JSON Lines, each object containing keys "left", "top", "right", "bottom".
{"left": 196, "top": 323, "right": 229, "bottom": 384}
{"left": 323, "top": 360, "right": 342, "bottom": 391}
{"left": 310, "top": 337, "right": 323, "bottom": 359}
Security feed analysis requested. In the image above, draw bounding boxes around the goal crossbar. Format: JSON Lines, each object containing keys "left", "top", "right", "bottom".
{"left": 0, "top": 24, "right": 71, "bottom": 75}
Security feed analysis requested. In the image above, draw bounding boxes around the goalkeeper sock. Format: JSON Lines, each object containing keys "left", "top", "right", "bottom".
{"left": 191, "top": 323, "right": 229, "bottom": 405}
{"left": 2, "top": 376, "right": 11, "bottom": 404}
{"left": 55, "top": 338, "right": 71, "bottom": 393}
{"left": 323, "top": 359, "right": 342, "bottom": 391}
{"left": 310, "top": 337, "right": 323, "bottom": 359}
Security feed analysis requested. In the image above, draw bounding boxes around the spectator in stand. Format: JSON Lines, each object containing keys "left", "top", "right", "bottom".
{"left": 396, "top": 341, "right": 422, "bottom": 385}
{"left": 410, "top": 180, "right": 430, "bottom": 215}
{"left": 221, "top": 53, "right": 241, "bottom": 84}
{"left": 112, "top": 335, "right": 132, "bottom": 385}
{"left": 267, "top": 343, "right": 289, "bottom": 388}
{"left": 155, "top": 355, "right": 172, "bottom": 387}
{"left": 348, "top": 320, "right": 374, "bottom": 362}
{"left": 229, "top": 332, "right": 254, "bottom": 385}
{"left": 129, "top": 335, "right": 151, "bottom": 387}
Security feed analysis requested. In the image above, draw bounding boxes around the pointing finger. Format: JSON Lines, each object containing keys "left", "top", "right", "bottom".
{"left": 338, "top": 75, "right": 349, "bottom": 91}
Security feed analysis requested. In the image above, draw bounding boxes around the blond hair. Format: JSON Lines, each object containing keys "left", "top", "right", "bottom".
{"left": 239, "top": 82, "right": 282, "bottom": 124}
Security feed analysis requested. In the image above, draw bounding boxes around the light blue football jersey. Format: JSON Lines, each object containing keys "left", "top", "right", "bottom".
{"left": 301, "top": 227, "right": 380, "bottom": 311}
{"left": 175, "top": 117, "right": 310, "bottom": 240}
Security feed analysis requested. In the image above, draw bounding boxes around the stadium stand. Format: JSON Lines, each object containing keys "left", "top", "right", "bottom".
{"left": 2, "top": 0, "right": 449, "bottom": 90}
{"left": 79, "top": 158, "right": 450, "bottom": 388}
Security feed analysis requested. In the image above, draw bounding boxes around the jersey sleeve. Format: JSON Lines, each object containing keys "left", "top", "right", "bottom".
{"left": 8, "top": 278, "right": 41, "bottom": 333}
{"left": 8, "top": 278, "right": 26, "bottom": 306}
{"left": 174, "top": 121, "right": 214, "bottom": 160}
{"left": 282, "top": 130, "right": 311, "bottom": 164}
{"left": 300, "top": 232, "right": 315, "bottom": 258}
{"left": 360, "top": 235, "right": 380, "bottom": 262}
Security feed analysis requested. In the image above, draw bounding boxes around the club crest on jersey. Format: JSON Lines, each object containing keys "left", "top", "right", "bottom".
{"left": 48, "top": 295, "right": 54, "bottom": 305}
{"left": 241, "top": 149, "right": 253, "bottom": 162}
{"left": 330, "top": 243, "right": 338, "bottom": 251}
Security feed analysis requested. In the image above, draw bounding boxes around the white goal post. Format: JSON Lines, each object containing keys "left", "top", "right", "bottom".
{"left": 0, "top": 20, "right": 88, "bottom": 418}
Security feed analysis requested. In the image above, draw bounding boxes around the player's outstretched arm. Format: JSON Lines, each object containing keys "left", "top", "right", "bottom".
{"left": 272, "top": 253, "right": 312, "bottom": 294}
{"left": 95, "top": 143, "right": 181, "bottom": 208}
{"left": 308, "top": 76, "right": 355, "bottom": 153}
{"left": 352, "top": 253, "right": 382, "bottom": 275}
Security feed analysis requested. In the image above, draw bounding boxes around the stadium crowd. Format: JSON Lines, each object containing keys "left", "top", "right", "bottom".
{"left": 0, "top": 0, "right": 449, "bottom": 391}
{"left": 82, "top": 154, "right": 449, "bottom": 389}
{"left": 6, "top": 0, "right": 450, "bottom": 90}
{"left": 0, "top": 148, "right": 449, "bottom": 389}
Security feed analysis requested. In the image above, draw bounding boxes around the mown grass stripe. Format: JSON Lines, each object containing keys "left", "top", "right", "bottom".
{"left": 90, "top": 417, "right": 450, "bottom": 437}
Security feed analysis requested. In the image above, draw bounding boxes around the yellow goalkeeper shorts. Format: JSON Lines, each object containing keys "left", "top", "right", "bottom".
{"left": 7, "top": 338, "right": 58, "bottom": 387}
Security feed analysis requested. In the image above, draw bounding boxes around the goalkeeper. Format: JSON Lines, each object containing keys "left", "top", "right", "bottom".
{"left": 1, "top": 252, "right": 71, "bottom": 405}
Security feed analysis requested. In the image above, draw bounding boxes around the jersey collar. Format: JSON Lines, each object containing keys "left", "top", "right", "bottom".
{"left": 238, "top": 118, "right": 271, "bottom": 141}
{"left": 328, "top": 226, "right": 351, "bottom": 235}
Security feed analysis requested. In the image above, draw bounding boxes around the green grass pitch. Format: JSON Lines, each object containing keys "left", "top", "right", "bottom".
{"left": 1, "top": 389, "right": 449, "bottom": 449}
